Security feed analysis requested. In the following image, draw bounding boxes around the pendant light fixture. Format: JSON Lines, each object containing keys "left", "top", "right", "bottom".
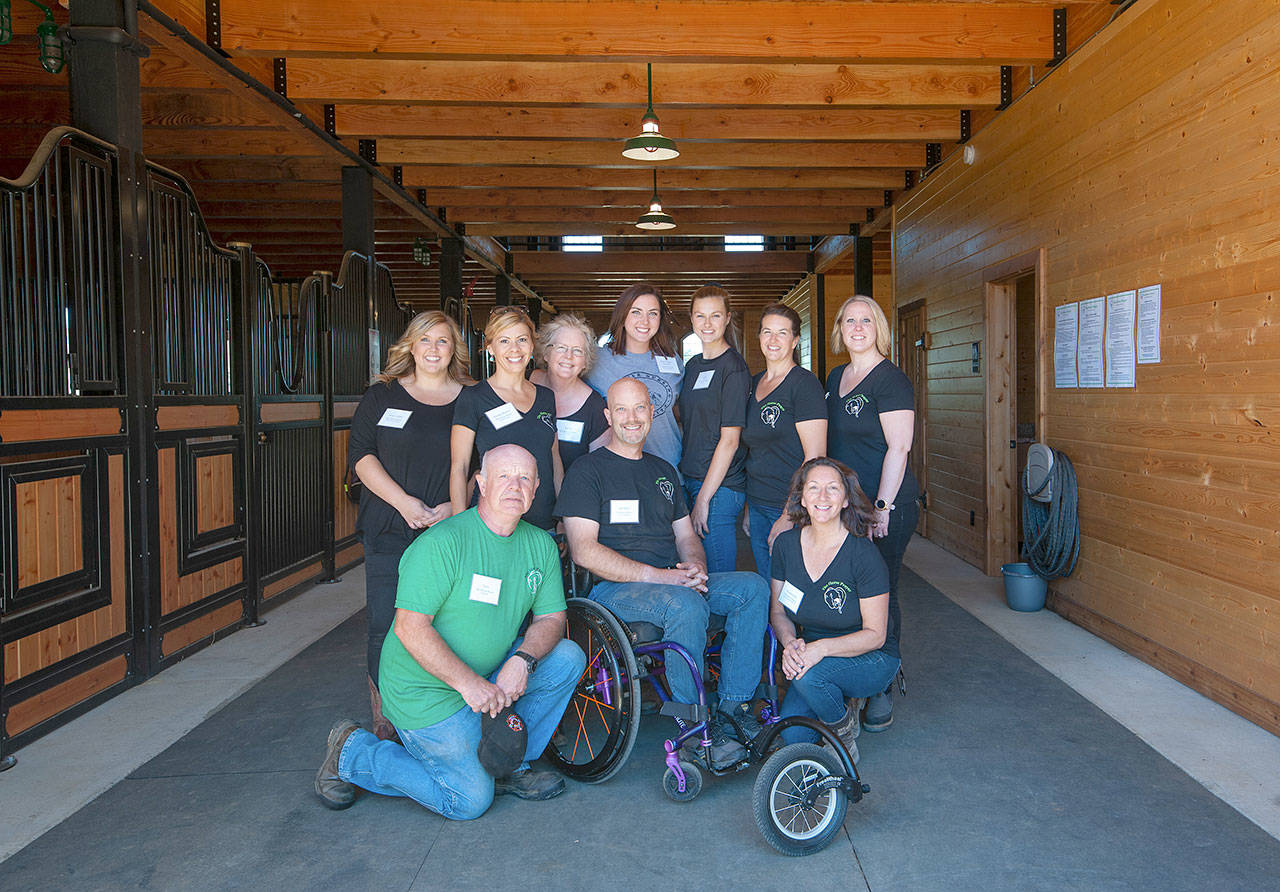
{"left": 0, "top": 1, "right": 65, "bottom": 74}
{"left": 622, "top": 63, "right": 679, "bottom": 161}
{"left": 635, "top": 170, "right": 676, "bottom": 231}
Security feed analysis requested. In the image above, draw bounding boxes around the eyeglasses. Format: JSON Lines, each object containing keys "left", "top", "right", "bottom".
{"left": 549, "top": 343, "right": 586, "bottom": 358}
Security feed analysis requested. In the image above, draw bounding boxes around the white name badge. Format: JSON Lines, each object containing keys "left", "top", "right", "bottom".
{"left": 692, "top": 370, "right": 715, "bottom": 390}
{"left": 557, "top": 419, "right": 585, "bottom": 443}
{"left": 609, "top": 499, "right": 640, "bottom": 524}
{"left": 469, "top": 574, "right": 502, "bottom": 605}
{"left": 778, "top": 580, "right": 805, "bottom": 613}
{"left": 485, "top": 402, "right": 522, "bottom": 429}
{"left": 377, "top": 408, "right": 412, "bottom": 428}
{"left": 655, "top": 355, "right": 680, "bottom": 375}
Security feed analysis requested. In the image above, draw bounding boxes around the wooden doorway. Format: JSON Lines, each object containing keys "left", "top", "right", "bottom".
{"left": 896, "top": 299, "right": 928, "bottom": 537}
{"left": 982, "top": 250, "right": 1046, "bottom": 576}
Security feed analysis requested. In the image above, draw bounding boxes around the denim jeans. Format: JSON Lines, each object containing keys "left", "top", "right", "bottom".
{"left": 588, "top": 571, "right": 768, "bottom": 705}
{"left": 337, "top": 637, "right": 586, "bottom": 820}
{"left": 683, "top": 477, "right": 747, "bottom": 575}
{"left": 779, "top": 649, "right": 901, "bottom": 745}
{"left": 746, "top": 501, "right": 783, "bottom": 580}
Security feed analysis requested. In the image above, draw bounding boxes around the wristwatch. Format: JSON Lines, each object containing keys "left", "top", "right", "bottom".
{"left": 874, "top": 499, "right": 895, "bottom": 512}
{"left": 513, "top": 650, "right": 538, "bottom": 675}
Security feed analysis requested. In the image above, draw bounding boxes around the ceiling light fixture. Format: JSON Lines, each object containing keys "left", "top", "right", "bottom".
{"left": 622, "top": 63, "right": 679, "bottom": 161}
{"left": 0, "top": 1, "right": 65, "bottom": 74}
{"left": 635, "top": 170, "right": 676, "bottom": 231}
{"left": 412, "top": 237, "right": 432, "bottom": 266}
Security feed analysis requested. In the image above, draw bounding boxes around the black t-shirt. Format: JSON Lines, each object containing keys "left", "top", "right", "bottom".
{"left": 348, "top": 380, "right": 457, "bottom": 554}
{"left": 555, "top": 389, "right": 609, "bottom": 472}
{"left": 770, "top": 527, "right": 897, "bottom": 658}
{"left": 556, "top": 448, "right": 688, "bottom": 570}
{"left": 825, "top": 361, "right": 920, "bottom": 505}
{"left": 742, "top": 366, "right": 828, "bottom": 509}
{"left": 677, "top": 348, "right": 750, "bottom": 490}
{"left": 454, "top": 381, "right": 558, "bottom": 530}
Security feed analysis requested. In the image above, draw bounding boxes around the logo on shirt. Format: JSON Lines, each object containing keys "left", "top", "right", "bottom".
{"left": 537, "top": 411, "right": 555, "bottom": 429}
{"left": 526, "top": 568, "right": 543, "bottom": 594}
{"left": 823, "top": 581, "right": 852, "bottom": 614}
{"left": 629, "top": 370, "right": 675, "bottom": 419}
{"left": 760, "top": 401, "right": 784, "bottom": 428}
{"left": 655, "top": 476, "right": 674, "bottom": 503}
{"left": 845, "top": 394, "right": 868, "bottom": 418}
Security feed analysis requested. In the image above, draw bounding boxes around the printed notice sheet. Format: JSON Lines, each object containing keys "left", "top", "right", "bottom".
{"left": 1077, "top": 297, "right": 1105, "bottom": 388}
{"left": 1054, "top": 302, "right": 1079, "bottom": 388}
{"left": 1137, "top": 284, "right": 1162, "bottom": 363}
{"left": 1106, "top": 290, "right": 1137, "bottom": 388}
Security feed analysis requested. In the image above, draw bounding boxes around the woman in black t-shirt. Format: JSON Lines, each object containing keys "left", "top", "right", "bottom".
{"left": 348, "top": 310, "right": 470, "bottom": 740}
{"left": 770, "top": 457, "right": 899, "bottom": 758}
{"left": 530, "top": 313, "right": 609, "bottom": 472}
{"left": 450, "top": 305, "right": 563, "bottom": 530}
{"left": 677, "top": 285, "right": 750, "bottom": 573}
{"left": 742, "top": 302, "right": 827, "bottom": 578}
{"left": 825, "top": 295, "right": 919, "bottom": 731}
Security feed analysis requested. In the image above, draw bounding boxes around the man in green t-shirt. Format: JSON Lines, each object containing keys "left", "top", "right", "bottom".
{"left": 315, "top": 444, "right": 585, "bottom": 818}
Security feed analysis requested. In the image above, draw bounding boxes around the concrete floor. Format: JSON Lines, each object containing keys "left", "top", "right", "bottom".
{"left": 2, "top": 537, "right": 1278, "bottom": 889}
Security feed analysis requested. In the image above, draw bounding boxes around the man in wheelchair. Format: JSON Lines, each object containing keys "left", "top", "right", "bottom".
{"left": 556, "top": 377, "right": 769, "bottom": 770}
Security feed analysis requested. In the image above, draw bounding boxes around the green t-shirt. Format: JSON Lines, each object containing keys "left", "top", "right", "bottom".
{"left": 378, "top": 507, "right": 566, "bottom": 729}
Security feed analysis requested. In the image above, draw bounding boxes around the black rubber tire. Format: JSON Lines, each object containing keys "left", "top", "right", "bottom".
{"left": 662, "top": 760, "right": 703, "bottom": 803}
{"left": 752, "top": 743, "right": 849, "bottom": 856}
{"left": 542, "top": 598, "right": 641, "bottom": 784}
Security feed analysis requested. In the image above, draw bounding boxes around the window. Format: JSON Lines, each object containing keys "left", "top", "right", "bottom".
{"left": 562, "top": 235, "right": 603, "bottom": 253}
{"left": 682, "top": 332, "right": 701, "bottom": 363}
{"left": 724, "top": 234, "right": 764, "bottom": 252}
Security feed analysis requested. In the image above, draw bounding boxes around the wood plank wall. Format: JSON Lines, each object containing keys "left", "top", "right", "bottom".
{"left": 894, "top": 0, "right": 1280, "bottom": 734}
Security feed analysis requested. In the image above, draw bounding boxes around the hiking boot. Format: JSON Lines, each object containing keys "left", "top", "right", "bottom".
{"left": 681, "top": 718, "right": 747, "bottom": 770}
{"left": 717, "top": 701, "right": 762, "bottom": 746}
{"left": 829, "top": 701, "right": 861, "bottom": 764}
{"left": 863, "top": 688, "right": 893, "bottom": 732}
{"left": 494, "top": 766, "right": 566, "bottom": 801}
{"left": 315, "top": 718, "right": 360, "bottom": 810}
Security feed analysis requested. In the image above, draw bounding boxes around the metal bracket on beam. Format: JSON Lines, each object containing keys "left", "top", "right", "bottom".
{"left": 323, "top": 104, "right": 336, "bottom": 136}
{"left": 925, "top": 142, "right": 942, "bottom": 171}
{"left": 358, "top": 139, "right": 377, "bottom": 164}
{"left": 393, "top": 166, "right": 403, "bottom": 187}
{"left": 417, "top": 188, "right": 427, "bottom": 205}
{"left": 999, "top": 66, "right": 1014, "bottom": 109}
{"left": 205, "top": 0, "right": 226, "bottom": 54}
{"left": 272, "top": 58, "right": 287, "bottom": 97}
{"left": 1048, "top": 8, "right": 1067, "bottom": 67}
{"left": 883, "top": 190, "right": 893, "bottom": 208}
{"left": 959, "top": 110, "right": 972, "bottom": 144}
{"left": 905, "top": 170, "right": 916, "bottom": 190}
{"left": 865, "top": 208, "right": 875, "bottom": 223}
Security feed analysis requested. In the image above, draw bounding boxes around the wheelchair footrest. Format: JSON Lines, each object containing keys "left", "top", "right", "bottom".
{"left": 659, "top": 701, "right": 708, "bottom": 724}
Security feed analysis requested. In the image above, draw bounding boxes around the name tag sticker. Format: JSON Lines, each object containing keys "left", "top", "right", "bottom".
{"left": 485, "top": 402, "right": 522, "bottom": 429}
{"left": 656, "top": 356, "right": 680, "bottom": 375}
{"left": 609, "top": 499, "right": 640, "bottom": 524}
{"left": 692, "top": 370, "right": 715, "bottom": 390}
{"left": 557, "top": 419, "right": 585, "bottom": 443}
{"left": 377, "top": 408, "right": 412, "bottom": 428}
{"left": 778, "top": 580, "right": 805, "bottom": 613}
{"left": 469, "top": 574, "right": 502, "bottom": 605}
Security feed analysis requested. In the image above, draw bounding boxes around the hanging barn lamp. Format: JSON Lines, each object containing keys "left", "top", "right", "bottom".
{"left": 622, "top": 63, "right": 679, "bottom": 161}
{"left": 0, "top": 1, "right": 64, "bottom": 73}
{"left": 635, "top": 170, "right": 676, "bottom": 231}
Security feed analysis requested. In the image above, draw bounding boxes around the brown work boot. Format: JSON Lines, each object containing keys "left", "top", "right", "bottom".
{"left": 828, "top": 699, "right": 862, "bottom": 764}
{"left": 368, "top": 676, "right": 398, "bottom": 742}
{"left": 315, "top": 719, "right": 360, "bottom": 810}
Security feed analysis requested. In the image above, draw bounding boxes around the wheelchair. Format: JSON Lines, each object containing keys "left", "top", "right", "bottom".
{"left": 542, "top": 562, "right": 875, "bottom": 856}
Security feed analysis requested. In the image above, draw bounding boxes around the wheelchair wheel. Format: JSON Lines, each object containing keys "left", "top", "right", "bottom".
{"left": 543, "top": 598, "right": 641, "bottom": 784}
{"left": 752, "top": 743, "right": 848, "bottom": 857}
{"left": 662, "top": 760, "right": 703, "bottom": 803}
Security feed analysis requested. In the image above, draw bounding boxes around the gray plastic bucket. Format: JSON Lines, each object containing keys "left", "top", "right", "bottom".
{"left": 1001, "top": 562, "right": 1047, "bottom": 612}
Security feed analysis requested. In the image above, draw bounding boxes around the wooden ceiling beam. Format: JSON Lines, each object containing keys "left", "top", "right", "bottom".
{"left": 332, "top": 105, "right": 963, "bottom": 142}
{"left": 404, "top": 166, "right": 905, "bottom": 190}
{"left": 447, "top": 206, "right": 866, "bottom": 225}
{"left": 285, "top": 60, "right": 1000, "bottom": 107}
{"left": 468, "top": 223, "right": 848, "bottom": 237}
{"left": 221, "top": 1, "right": 1055, "bottom": 64}
{"left": 141, "top": 127, "right": 332, "bottom": 158}
{"left": 381, "top": 139, "right": 924, "bottom": 168}
{"left": 419, "top": 188, "right": 886, "bottom": 209}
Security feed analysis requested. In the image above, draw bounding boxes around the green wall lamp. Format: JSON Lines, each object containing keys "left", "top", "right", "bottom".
{"left": 635, "top": 170, "right": 676, "bottom": 231}
{"left": 0, "top": 0, "right": 65, "bottom": 74}
{"left": 622, "top": 63, "right": 679, "bottom": 161}
{"left": 412, "top": 237, "right": 432, "bottom": 266}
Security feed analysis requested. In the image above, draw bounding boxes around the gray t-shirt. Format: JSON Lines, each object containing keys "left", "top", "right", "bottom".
{"left": 587, "top": 347, "right": 685, "bottom": 476}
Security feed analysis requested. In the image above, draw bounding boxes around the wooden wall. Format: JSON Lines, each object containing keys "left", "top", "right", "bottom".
{"left": 894, "top": 0, "right": 1280, "bottom": 734}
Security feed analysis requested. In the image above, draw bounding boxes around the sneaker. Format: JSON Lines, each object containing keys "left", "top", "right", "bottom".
{"left": 863, "top": 688, "right": 893, "bottom": 732}
{"left": 315, "top": 718, "right": 360, "bottom": 810}
{"left": 717, "top": 702, "right": 762, "bottom": 746}
{"left": 494, "top": 767, "right": 566, "bottom": 801}
{"left": 681, "top": 718, "right": 747, "bottom": 770}
{"left": 828, "top": 701, "right": 861, "bottom": 764}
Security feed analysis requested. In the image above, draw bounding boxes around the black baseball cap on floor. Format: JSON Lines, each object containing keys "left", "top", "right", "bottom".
{"left": 477, "top": 705, "right": 527, "bottom": 777}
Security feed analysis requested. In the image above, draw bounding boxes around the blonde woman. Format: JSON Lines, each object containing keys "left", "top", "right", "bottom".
{"left": 531, "top": 313, "right": 609, "bottom": 471}
{"left": 450, "top": 306, "right": 564, "bottom": 530}
{"left": 349, "top": 310, "right": 470, "bottom": 739}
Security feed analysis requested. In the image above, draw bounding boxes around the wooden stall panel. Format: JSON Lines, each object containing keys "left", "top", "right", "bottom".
{"left": 0, "top": 408, "right": 121, "bottom": 443}
{"left": 158, "top": 446, "right": 245, "bottom": 615}
{"left": 893, "top": 0, "right": 1280, "bottom": 731}
{"left": 161, "top": 601, "right": 243, "bottom": 658}
{"left": 4, "top": 656, "right": 129, "bottom": 737}
{"left": 196, "top": 452, "right": 236, "bottom": 534}
{"left": 333, "top": 428, "right": 358, "bottom": 541}
{"left": 15, "top": 476, "right": 83, "bottom": 588}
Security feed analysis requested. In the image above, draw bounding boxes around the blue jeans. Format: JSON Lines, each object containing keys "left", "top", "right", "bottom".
{"left": 683, "top": 478, "right": 746, "bottom": 575}
{"left": 337, "top": 637, "right": 586, "bottom": 820}
{"left": 588, "top": 571, "right": 768, "bottom": 705}
{"left": 779, "top": 648, "right": 901, "bottom": 745}
{"left": 746, "top": 501, "right": 783, "bottom": 580}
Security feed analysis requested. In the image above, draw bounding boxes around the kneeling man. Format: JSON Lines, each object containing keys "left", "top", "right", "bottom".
{"left": 557, "top": 377, "right": 769, "bottom": 769}
{"left": 316, "top": 444, "right": 586, "bottom": 818}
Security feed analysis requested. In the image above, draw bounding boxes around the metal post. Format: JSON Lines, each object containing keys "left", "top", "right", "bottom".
{"left": 317, "top": 271, "right": 340, "bottom": 584}
{"left": 439, "top": 237, "right": 464, "bottom": 313}
{"left": 852, "top": 236, "right": 874, "bottom": 299}
{"left": 230, "top": 242, "right": 265, "bottom": 627}
{"left": 494, "top": 274, "right": 511, "bottom": 307}
{"left": 815, "top": 272, "right": 827, "bottom": 382}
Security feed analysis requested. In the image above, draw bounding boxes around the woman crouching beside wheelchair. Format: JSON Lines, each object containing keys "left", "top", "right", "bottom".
{"left": 769, "top": 457, "right": 900, "bottom": 763}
